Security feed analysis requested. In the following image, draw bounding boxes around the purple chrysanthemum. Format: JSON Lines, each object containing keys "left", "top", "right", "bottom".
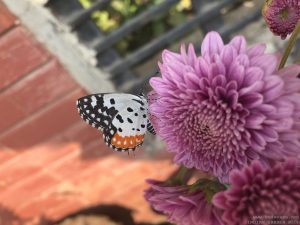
{"left": 144, "top": 179, "right": 223, "bottom": 225}
{"left": 263, "top": 0, "right": 300, "bottom": 39}
{"left": 212, "top": 159, "right": 300, "bottom": 225}
{"left": 149, "top": 31, "right": 300, "bottom": 182}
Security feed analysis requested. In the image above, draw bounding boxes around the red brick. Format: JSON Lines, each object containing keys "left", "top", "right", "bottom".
{"left": 16, "top": 197, "right": 62, "bottom": 218}
{"left": 0, "top": 96, "right": 24, "bottom": 134}
{"left": 0, "top": 2, "right": 17, "bottom": 34}
{"left": 94, "top": 162, "right": 174, "bottom": 223}
{"left": 42, "top": 157, "right": 131, "bottom": 199}
{"left": 17, "top": 196, "right": 83, "bottom": 219}
{"left": 0, "top": 88, "right": 86, "bottom": 148}
{"left": 5, "top": 154, "right": 121, "bottom": 214}
{"left": 13, "top": 158, "right": 174, "bottom": 222}
{"left": 109, "top": 162, "right": 175, "bottom": 199}
{"left": 0, "top": 165, "right": 41, "bottom": 192}
{"left": 0, "top": 26, "right": 49, "bottom": 90}
{"left": 48, "top": 143, "right": 110, "bottom": 179}
{"left": 94, "top": 160, "right": 171, "bottom": 194}
{"left": 80, "top": 139, "right": 112, "bottom": 159}
{"left": 50, "top": 121, "right": 101, "bottom": 147}
{"left": 0, "top": 60, "right": 78, "bottom": 133}
{"left": 66, "top": 160, "right": 149, "bottom": 199}
{"left": 0, "top": 143, "right": 80, "bottom": 188}
{"left": 0, "top": 148, "right": 17, "bottom": 164}
{"left": 50, "top": 160, "right": 174, "bottom": 221}
{"left": 10, "top": 60, "right": 78, "bottom": 113}
{"left": 0, "top": 144, "right": 78, "bottom": 191}
{"left": 38, "top": 198, "right": 84, "bottom": 220}
{"left": 0, "top": 172, "right": 60, "bottom": 208}
{"left": 84, "top": 161, "right": 173, "bottom": 202}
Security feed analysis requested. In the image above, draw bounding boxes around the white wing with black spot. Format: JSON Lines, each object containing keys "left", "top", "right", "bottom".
{"left": 76, "top": 93, "right": 152, "bottom": 152}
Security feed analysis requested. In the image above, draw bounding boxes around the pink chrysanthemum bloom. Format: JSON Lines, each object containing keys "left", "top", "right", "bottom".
{"left": 149, "top": 31, "right": 300, "bottom": 182}
{"left": 212, "top": 159, "right": 300, "bottom": 225}
{"left": 263, "top": 0, "right": 300, "bottom": 39}
{"left": 144, "top": 179, "right": 224, "bottom": 225}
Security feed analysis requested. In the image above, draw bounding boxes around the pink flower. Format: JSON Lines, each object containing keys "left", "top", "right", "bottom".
{"left": 263, "top": 0, "right": 300, "bottom": 39}
{"left": 144, "top": 179, "right": 223, "bottom": 225}
{"left": 212, "top": 159, "right": 300, "bottom": 225}
{"left": 149, "top": 31, "right": 300, "bottom": 182}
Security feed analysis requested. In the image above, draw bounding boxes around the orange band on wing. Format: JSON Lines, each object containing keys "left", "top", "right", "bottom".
{"left": 111, "top": 133, "right": 144, "bottom": 149}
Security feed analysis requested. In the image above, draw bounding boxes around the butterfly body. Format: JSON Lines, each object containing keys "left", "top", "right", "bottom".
{"left": 76, "top": 93, "right": 154, "bottom": 152}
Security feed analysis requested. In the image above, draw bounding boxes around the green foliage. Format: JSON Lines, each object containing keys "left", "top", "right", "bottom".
{"left": 79, "top": 0, "right": 192, "bottom": 55}
{"left": 189, "top": 178, "right": 227, "bottom": 203}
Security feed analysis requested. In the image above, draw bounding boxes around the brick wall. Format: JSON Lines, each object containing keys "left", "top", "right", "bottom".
{"left": 0, "top": 2, "right": 174, "bottom": 225}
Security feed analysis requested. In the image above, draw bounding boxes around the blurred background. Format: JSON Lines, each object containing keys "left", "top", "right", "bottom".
{"left": 0, "top": 0, "right": 296, "bottom": 224}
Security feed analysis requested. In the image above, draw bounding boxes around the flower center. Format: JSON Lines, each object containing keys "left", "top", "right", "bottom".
{"left": 179, "top": 100, "right": 242, "bottom": 159}
{"left": 280, "top": 7, "right": 290, "bottom": 20}
{"left": 199, "top": 124, "right": 211, "bottom": 136}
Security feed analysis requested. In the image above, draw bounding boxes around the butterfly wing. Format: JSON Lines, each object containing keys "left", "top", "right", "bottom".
{"left": 76, "top": 93, "right": 148, "bottom": 152}
{"left": 77, "top": 94, "right": 116, "bottom": 131}
{"left": 103, "top": 95, "right": 148, "bottom": 151}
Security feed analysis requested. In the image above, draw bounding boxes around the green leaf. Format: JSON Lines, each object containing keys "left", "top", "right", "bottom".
{"left": 152, "top": 22, "right": 165, "bottom": 36}
{"left": 79, "top": 0, "right": 92, "bottom": 8}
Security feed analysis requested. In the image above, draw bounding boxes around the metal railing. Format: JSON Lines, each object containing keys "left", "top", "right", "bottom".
{"left": 46, "top": 0, "right": 262, "bottom": 93}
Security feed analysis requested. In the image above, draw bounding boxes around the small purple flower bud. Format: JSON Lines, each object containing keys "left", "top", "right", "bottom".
{"left": 263, "top": 0, "right": 300, "bottom": 39}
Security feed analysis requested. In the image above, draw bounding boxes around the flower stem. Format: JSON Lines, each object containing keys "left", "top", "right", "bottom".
{"left": 167, "top": 166, "right": 193, "bottom": 185}
{"left": 279, "top": 20, "right": 300, "bottom": 69}
{"left": 175, "top": 166, "right": 189, "bottom": 182}
{"left": 189, "top": 178, "right": 226, "bottom": 202}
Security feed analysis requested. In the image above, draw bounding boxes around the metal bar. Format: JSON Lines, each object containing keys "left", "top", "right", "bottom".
{"left": 91, "top": 0, "right": 180, "bottom": 53}
{"left": 66, "top": 0, "right": 110, "bottom": 28}
{"left": 120, "top": 68, "right": 159, "bottom": 93}
{"left": 192, "top": 0, "right": 230, "bottom": 43}
{"left": 121, "top": 8, "right": 262, "bottom": 93}
{"left": 218, "top": 9, "right": 262, "bottom": 38}
{"left": 107, "top": 0, "right": 240, "bottom": 76}
{"left": 192, "top": 0, "right": 225, "bottom": 31}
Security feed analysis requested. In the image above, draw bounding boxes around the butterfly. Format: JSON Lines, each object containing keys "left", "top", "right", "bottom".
{"left": 76, "top": 93, "right": 156, "bottom": 152}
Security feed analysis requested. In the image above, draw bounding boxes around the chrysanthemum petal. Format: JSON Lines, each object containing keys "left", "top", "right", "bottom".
{"left": 201, "top": 31, "right": 224, "bottom": 59}
{"left": 221, "top": 45, "right": 238, "bottom": 66}
{"left": 246, "top": 44, "right": 266, "bottom": 58}
{"left": 251, "top": 54, "right": 278, "bottom": 75}
{"left": 144, "top": 180, "right": 223, "bottom": 225}
{"left": 229, "top": 35, "right": 246, "bottom": 54}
